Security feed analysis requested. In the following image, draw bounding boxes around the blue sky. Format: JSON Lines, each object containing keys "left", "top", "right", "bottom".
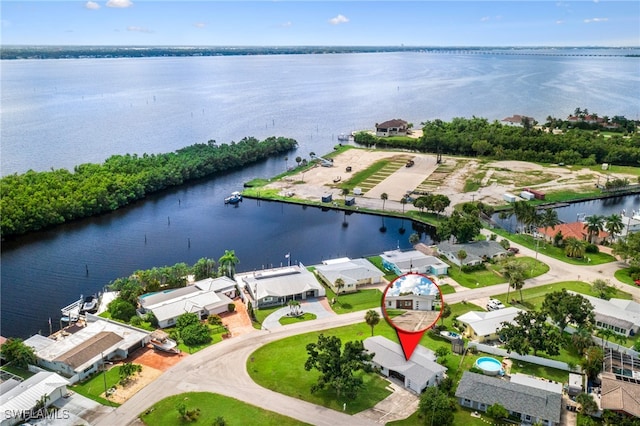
{"left": 1, "top": 1, "right": 638, "bottom": 46}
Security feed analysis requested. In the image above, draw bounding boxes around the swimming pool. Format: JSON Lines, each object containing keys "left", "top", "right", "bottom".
{"left": 475, "top": 357, "right": 504, "bottom": 376}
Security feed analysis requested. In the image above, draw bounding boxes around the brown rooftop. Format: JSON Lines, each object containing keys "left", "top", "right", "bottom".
{"left": 54, "top": 331, "right": 123, "bottom": 370}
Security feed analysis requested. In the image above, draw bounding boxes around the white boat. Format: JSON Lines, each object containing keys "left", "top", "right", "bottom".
{"left": 150, "top": 331, "right": 179, "bottom": 354}
{"left": 224, "top": 191, "right": 243, "bottom": 204}
{"left": 439, "top": 330, "right": 462, "bottom": 341}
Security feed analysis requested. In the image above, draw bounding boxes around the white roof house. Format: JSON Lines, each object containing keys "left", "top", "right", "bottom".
{"left": 0, "top": 372, "right": 69, "bottom": 426}
{"left": 315, "top": 258, "right": 383, "bottom": 293}
{"left": 579, "top": 295, "right": 640, "bottom": 337}
{"left": 24, "top": 316, "right": 150, "bottom": 383}
{"left": 240, "top": 264, "right": 326, "bottom": 308}
{"left": 139, "top": 279, "right": 235, "bottom": 328}
{"left": 457, "top": 307, "right": 524, "bottom": 342}
{"left": 380, "top": 249, "right": 449, "bottom": 276}
{"left": 363, "top": 336, "right": 446, "bottom": 394}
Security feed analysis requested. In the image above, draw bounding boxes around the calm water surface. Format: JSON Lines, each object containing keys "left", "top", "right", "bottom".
{"left": 2, "top": 50, "right": 639, "bottom": 338}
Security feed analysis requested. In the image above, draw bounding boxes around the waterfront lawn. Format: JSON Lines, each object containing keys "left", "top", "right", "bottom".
{"left": 491, "top": 229, "right": 615, "bottom": 265}
{"left": 279, "top": 313, "right": 317, "bottom": 325}
{"left": 324, "top": 288, "right": 383, "bottom": 314}
{"left": 72, "top": 367, "right": 121, "bottom": 407}
{"left": 140, "top": 392, "right": 308, "bottom": 426}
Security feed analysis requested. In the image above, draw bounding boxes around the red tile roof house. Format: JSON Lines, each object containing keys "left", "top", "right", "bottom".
{"left": 375, "top": 119, "right": 408, "bottom": 137}
{"left": 537, "top": 221, "right": 609, "bottom": 245}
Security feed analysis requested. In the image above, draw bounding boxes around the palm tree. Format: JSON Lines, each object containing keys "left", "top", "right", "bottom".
{"left": 400, "top": 197, "right": 407, "bottom": 214}
{"left": 365, "top": 310, "right": 380, "bottom": 336}
{"left": 564, "top": 237, "right": 586, "bottom": 259}
{"left": 456, "top": 250, "right": 467, "bottom": 271}
{"left": 380, "top": 193, "right": 388, "bottom": 211}
{"left": 539, "top": 209, "right": 560, "bottom": 246}
{"left": 218, "top": 250, "right": 239, "bottom": 279}
{"left": 341, "top": 187, "right": 349, "bottom": 203}
{"left": 571, "top": 327, "right": 595, "bottom": 355}
{"left": 334, "top": 278, "right": 345, "bottom": 300}
{"left": 604, "top": 214, "right": 624, "bottom": 242}
{"left": 440, "top": 303, "right": 451, "bottom": 326}
{"left": 501, "top": 259, "right": 527, "bottom": 302}
{"left": 584, "top": 215, "right": 605, "bottom": 244}
{"left": 597, "top": 328, "right": 615, "bottom": 349}
{"left": 512, "top": 201, "right": 536, "bottom": 234}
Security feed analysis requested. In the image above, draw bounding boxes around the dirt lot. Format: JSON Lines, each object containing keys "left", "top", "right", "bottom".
{"left": 265, "top": 149, "right": 634, "bottom": 213}
{"left": 103, "top": 364, "right": 163, "bottom": 404}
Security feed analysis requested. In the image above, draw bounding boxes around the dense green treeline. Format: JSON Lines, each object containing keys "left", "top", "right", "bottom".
{"left": 0, "top": 136, "right": 297, "bottom": 237}
{"left": 355, "top": 117, "right": 640, "bottom": 166}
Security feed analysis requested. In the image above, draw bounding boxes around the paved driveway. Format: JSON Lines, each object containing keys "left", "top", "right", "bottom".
{"left": 262, "top": 297, "right": 336, "bottom": 330}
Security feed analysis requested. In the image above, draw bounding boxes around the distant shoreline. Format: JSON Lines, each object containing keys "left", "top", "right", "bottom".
{"left": 2, "top": 45, "right": 638, "bottom": 60}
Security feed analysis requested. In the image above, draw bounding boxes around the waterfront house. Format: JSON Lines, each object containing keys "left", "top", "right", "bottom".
{"left": 24, "top": 316, "right": 150, "bottom": 383}
{"left": 456, "top": 307, "right": 524, "bottom": 343}
{"left": 375, "top": 119, "right": 408, "bottom": 137}
{"left": 314, "top": 257, "right": 383, "bottom": 294}
{"left": 363, "top": 336, "right": 446, "bottom": 394}
{"left": 436, "top": 241, "right": 507, "bottom": 267}
{"left": 380, "top": 249, "right": 449, "bottom": 276}
{"left": 456, "top": 371, "right": 562, "bottom": 426}
{"left": 138, "top": 277, "right": 236, "bottom": 328}
{"left": 501, "top": 114, "right": 535, "bottom": 126}
{"left": 239, "top": 264, "right": 325, "bottom": 308}
{"left": 536, "top": 221, "right": 609, "bottom": 245}
{"left": 0, "top": 371, "right": 69, "bottom": 426}
{"left": 578, "top": 294, "right": 640, "bottom": 337}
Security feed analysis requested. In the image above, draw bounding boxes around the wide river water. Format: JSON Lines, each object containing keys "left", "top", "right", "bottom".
{"left": 2, "top": 50, "right": 639, "bottom": 338}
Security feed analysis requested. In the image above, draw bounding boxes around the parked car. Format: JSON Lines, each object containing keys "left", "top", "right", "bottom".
{"left": 487, "top": 299, "right": 506, "bottom": 311}
{"left": 507, "top": 247, "right": 520, "bottom": 254}
{"left": 635, "top": 279, "right": 640, "bottom": 287}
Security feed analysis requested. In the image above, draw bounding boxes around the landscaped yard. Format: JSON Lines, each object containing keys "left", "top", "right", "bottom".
{"left": 279, "top": 313, "right": 317, "bottom": 325}
{"left": 324, "top": 288, "right": 384, "bottom": 314}
{"left": 445, "top": 256, "right": 548, "bottom": 289}
{"left": 491, "top": 229, "right": 616, "bottom": 265}
{"left": 139, "top": 392, "right": 309, "bottom": 426}
{"left": 614, "top": 267, "right": 640, "bottom": 288}
{"left": 72, "top": 367, "right": 121, "bottom": 407}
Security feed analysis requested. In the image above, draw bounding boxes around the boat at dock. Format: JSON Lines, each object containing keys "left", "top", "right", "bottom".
{"left": 60, "top": 297, "right": 82, "bottom": 323}
{"left": 80, "top": 294, "right": 98, "bottom": 314}
{"left": 150, "top": 330, "right": 179, "bottom": 354}
{"left": 224, "top": 191, "right": 243, "bottom": 204}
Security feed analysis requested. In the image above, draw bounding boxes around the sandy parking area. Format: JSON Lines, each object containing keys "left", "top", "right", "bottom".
{"left": 264, "top": 148, "right": 633, "bottom": 213}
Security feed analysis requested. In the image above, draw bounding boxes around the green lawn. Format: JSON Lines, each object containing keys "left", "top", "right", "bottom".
{"left": 366, "top": 256, "right": 399, "bottom": 281}
{"left": 446, "top": 256, "right": 547, "bottom": 289}
{"left": 279, "top": 313, "right": 317, "bottom": 325}
{"left": 324, "top": 288, "right": 384, "bottom": 314}
{"left": 491, "top": 230, "right": 616, "bottom": 265}
{"left": 72, "top": 366, "right": 121, "bottom": 407}
{"left": 491, "top": 281, "right": 632, "bottom": 311}
{"left": 139, "top": 392, "right": 309, "bottom": 425}
{"left": 615, "top": 267, "right": 640, "bottom": 287}
{"left": 174, "top": 324, "right": 227, "bottom": 354}
{"left": 388, "top": 406, "right": 493, "bottom": 426}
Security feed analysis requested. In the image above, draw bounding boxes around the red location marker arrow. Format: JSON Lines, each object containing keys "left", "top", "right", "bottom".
{"left": 396, "top": 328, "right": 426, "bottom": 361}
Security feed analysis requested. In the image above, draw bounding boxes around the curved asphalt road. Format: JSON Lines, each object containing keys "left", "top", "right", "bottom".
{"left": 93, "top": 235, "right": 638, "bottom": 426}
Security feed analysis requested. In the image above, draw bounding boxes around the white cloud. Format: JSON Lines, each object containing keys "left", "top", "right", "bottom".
{"left": 480, "top": 16, "right": 490, "bottom": 22}
{"left": 584, "top": 17, "right": 608, "bottom": 23}
{"left": 328, "top": 14, "right": 349, "bottom": 25}
{"left": 193, "top": 22, "right": 206, "bottom": 28}
{"left": 280, "top": 21, "right": 293, "bottom": 28}
{"left": 127, "top": 26, "right": 152, "bottom": 33}
{"left": 107, "top": 0, "right": 133, "bottom": 8}
{"left": 556, "top": 20, "right": 565, "bottom": 25}
{"left": 85, "top": 1, "right": 100, "bottom": 10}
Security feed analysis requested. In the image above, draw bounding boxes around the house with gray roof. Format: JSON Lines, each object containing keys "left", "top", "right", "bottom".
{"left": 375, "top": 119, "right": 408, "bottom": 137}
{"left": 456, "top": 307, "right": 524, "bottom": 343}
{"left": 578, "top": 295, "right": 640, "bottom": 337}
{"left": 24, "top": 316, "right": 150, "bottom": 383}
{"left": 239, "top": 263, "right": 325, "bottom": 308}
{"left": 314, "top": 257, "right": 383, "bottom": 294}
{"left": 0, "top": 371, "right": 69, "bottom": 426}
{"left": 455, "top": 371, "right": 562, "bottom": 425}
{"left": 437, "top": 241, "right": 507, "bottom": 267}
{"left": 380, "top": 249, "right": 449, "bottom": 276}
{"left": 363, "top": 336, "right": 446, "bottom": 394}
{"left": 138, "top": 277, "right": 236, "bottom": 328}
